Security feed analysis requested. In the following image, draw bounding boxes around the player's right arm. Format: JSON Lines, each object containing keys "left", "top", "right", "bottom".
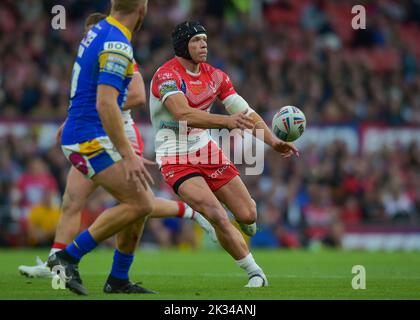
{"left": 153, "top": 69, "right": 253, "bottom": 130}
{"left": 164, "top": 93, "right": 253, "bottom": 130}
{"left": 96, "top": 41, "right": 153, "bottom": 190}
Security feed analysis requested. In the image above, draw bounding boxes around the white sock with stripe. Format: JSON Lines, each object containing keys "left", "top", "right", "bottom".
{"left": 236, "top": 253, "right": 262, "bottom": 276}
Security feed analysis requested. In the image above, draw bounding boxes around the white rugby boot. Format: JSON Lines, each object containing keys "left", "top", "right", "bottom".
{"left": 245, "top": 271, "right": 269, "bottom": 288}
{"left": 18, "top": 256, "right": 54, "bottom": 278}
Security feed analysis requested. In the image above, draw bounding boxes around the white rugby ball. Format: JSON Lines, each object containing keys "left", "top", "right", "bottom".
{"left": 272, "top": 106, "right": 306, "bottom": 142}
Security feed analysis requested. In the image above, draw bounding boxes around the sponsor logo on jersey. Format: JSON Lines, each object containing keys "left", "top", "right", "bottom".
{"left": 166, "top": 171, "right": 175, "bottom": 178}
{"left": 159, "top": 120, "right": 197, "bottom": 134}
{"left": 209, "top": 162, "right": 231, "bottom": 179}
{"left": 81, "top": 30, "right": 98, "bottom": 48}
{"left": 209, "top": 81, "right": 217, "bottom": 93}
{"left": 158, "top": 72, "right": 176, "bottom": 81}
{"left": 103, "top": 54, "right": 129, "bottom": 77}
{"left": 159, "top": 120, "right": 180, "bottom": 131}
{"left": 189, "top": 80, "right": 204, "bottom": 94}
{"left": 159, "top": 80, "right": 179, "bottom": 98}
{"left": 104, "top": 41, "right": 133, "bottom": 58}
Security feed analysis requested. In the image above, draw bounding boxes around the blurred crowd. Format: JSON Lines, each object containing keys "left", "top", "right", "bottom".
{"left": 1, "top": 129, "right": 419, "bottom": 248}
{"left": 1, "top": 0, "right": 420, "bottom": 123}
{"left": 0, "top": 0, "right": 420, "bottom": 248}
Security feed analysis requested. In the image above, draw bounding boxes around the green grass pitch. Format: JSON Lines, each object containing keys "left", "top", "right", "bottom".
{"left": 1, "top": 248, "right": 419, "bottom": 300}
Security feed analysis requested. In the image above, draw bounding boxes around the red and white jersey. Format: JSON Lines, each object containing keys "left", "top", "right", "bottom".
{"left": 150, "top": 58, "right": 236, "bottom": 164}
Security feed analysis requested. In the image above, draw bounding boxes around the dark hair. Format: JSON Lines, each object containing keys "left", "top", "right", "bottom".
{"left": 84, "top": 12, "right": 107, "bottom": 31}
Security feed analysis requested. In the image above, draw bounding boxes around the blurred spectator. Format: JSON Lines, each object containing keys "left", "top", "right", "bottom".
{"left": 362, "top": 189, "right": 387, "bottom": 223}
{"left": 7, "top": 157, "right": 59, "bottom": 246}
{"left": 11, "top": 158, "right": 58, "bottom": 215}
{"left": 382, "top": 183, "right": 416, "bottom": 223}
{"left": 26, "top": 190, "right": 60, "bottom": 246}
{"left": 340, "top": 196, "right": 363, "bottom": 225}
{"left": 301, "top": 184, "right": 343, "bottom": 247}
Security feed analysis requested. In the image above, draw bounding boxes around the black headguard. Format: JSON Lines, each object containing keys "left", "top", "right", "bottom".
{"left": 172, "top": 21, "right": 207, "bottom": 60}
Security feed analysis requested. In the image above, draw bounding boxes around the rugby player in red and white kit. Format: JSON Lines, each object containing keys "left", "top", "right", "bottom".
{"left": 18, "top": 14, "right": 216, "bottom": 285}
{"left": 150, "top": 22, "right": 299, "bottom": 287}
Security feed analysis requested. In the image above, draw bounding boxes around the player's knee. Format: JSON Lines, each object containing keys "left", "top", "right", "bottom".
{"left": 189, "top": 197, "right": 233, "bottom": 228}
{"left": 238, "top": 199, "right": 257, "bottom": 225}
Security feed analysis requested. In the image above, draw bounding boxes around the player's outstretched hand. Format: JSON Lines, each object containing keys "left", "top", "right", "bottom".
{"left": 272, "top": 139, "right": 300, "bottom": 158}
{"left": 227, "top": 112, "right": 254, "bottom": 130}
{"left": 123, "top": 154, "right": 155, "bottom": 191}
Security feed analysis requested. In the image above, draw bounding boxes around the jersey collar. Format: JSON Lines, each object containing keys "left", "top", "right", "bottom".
{"left": 106, "top": 16, "right": 132, "bottom": 41}
{"left": 186, "top": 69, "right": 201, "bottom": 77}
{"left": 174, "top": 57, "right": 201, "bottom": 77}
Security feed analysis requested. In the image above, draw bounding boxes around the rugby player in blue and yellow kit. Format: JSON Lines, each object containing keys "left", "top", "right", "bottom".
{"left": 47, "top": 0, "right": 156, "bottom": 296}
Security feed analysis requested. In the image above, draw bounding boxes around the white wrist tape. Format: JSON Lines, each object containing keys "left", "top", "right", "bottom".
{"left": 222, "top": 93, "right": 255, "bottom": 116}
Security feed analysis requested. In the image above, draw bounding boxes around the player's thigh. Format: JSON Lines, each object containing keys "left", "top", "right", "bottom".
{"left": 213, "top": 176, "right": 257, "bottom": 222}
{"left": 63, "top": 166, "right": 98, "bottom": 208}
{"left": 91, "top": 160, "right": 154, "bottom": 208}
{"left": 177, "top": 176, "right": 228, "bottom": 223}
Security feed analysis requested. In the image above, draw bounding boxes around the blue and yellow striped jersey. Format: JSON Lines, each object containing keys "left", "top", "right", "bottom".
{"left": 62, "top": 16, "right": 135, "bottom": 145}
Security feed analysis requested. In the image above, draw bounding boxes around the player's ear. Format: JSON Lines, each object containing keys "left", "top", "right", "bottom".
{"left": 138, "top": 0, "right": 148, "bottom": 16}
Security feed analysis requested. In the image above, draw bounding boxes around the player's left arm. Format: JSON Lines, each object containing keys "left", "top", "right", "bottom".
{"left": 220, "top": 73, "right": 299, "bottom": 158}
{"left": 123, "top": 64, "right": 146, "bottom": 110}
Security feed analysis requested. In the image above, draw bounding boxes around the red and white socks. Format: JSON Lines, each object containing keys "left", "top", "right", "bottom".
{"left": 177, "top": 201, "right": 195, "bottom": 219}
{"left": 49, "top": 242, "right": 67, "bottom": 257}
